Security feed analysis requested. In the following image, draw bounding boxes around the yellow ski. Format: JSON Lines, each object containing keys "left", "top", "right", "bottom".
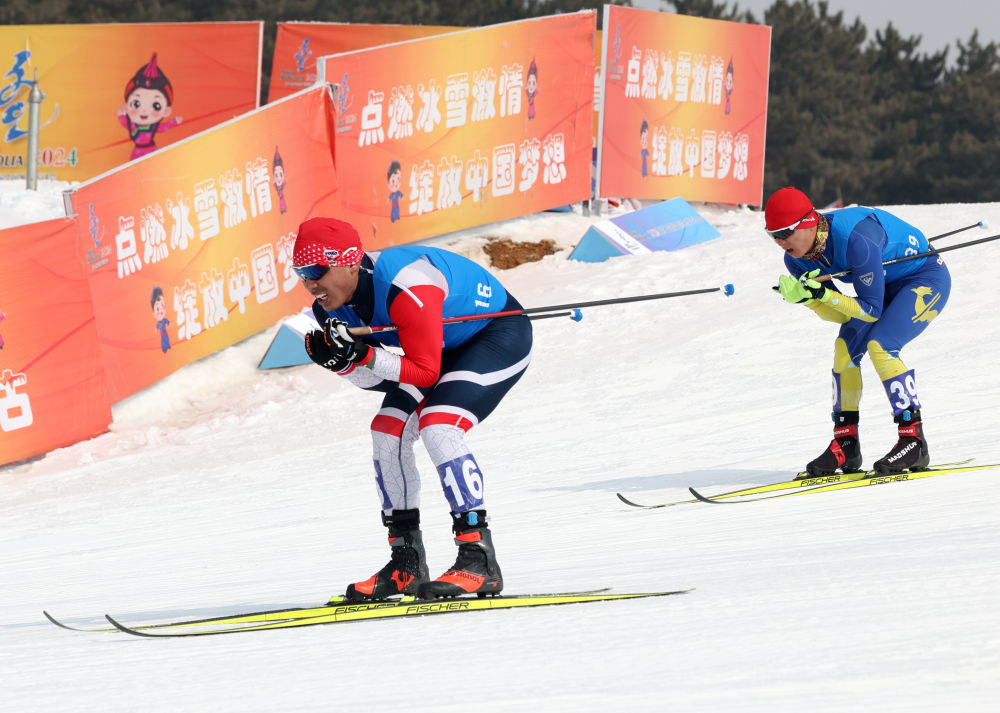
{"left": 103, "top": 589, "right": 692, "bottom": 637}
{"left": 45, "top": 588, "right": 615, "bottom": 634}
{"left": 690, "top": 463, "right": 999, "bottom": 504}
{"left": 617, "top": 459, "right": 975, "bottom": 508}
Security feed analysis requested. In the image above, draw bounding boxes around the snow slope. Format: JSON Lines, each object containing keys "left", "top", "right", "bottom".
{"left": 2, "top": 183, "right": 999, "bottom": 712}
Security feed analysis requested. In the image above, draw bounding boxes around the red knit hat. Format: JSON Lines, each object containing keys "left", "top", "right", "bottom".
{"left": 764, "top": 186, "right": 819, "bottom": 232}
{"left": 293, "top": 218, "right": 364, "bottom": 268}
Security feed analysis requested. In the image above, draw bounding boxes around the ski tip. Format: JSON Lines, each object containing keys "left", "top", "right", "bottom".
{"left": 667, "top": 587, "right": 696, "bottom": 595}
{"left": 105, "top": 614, "right": 176, "bottom": 638}
{"left": 570, "top": 308, "right": 583, "bottom": 322}
{"left": 104, "top": 614, "right": 138, "bottom": 636}
{"left": 723, "top": 283, "right": 735, "bottom": 296}
{"left": 43, "top": 610, "right": 69, "bottom": 629}
{"left": 616, "top": 492, "right": 697, "bottom": 509}
{"left": 616, "top": 492, "right": 643, "bottom": 507}
{"left": 688, "top": 486, "right": 720, "bottom": 504}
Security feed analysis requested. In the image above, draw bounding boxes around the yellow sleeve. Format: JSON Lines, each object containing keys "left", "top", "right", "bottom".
{"left": 820, "top": 291, "right": 877, "bottom": 322}
{"left": 805, "top": 300, "right": 851, "bottom": 323}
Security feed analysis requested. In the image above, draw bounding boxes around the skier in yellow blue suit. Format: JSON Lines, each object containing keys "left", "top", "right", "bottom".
{"left": 765, "top": 187, "right": 951, "bottom": 477}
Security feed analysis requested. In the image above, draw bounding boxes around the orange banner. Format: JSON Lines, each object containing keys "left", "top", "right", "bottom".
{"left": 0, "top": 23, "right": 262, "bottom": 181}
{"left": 321, "top": 12, "right": 596, "bottom": 249}
{"left": 594, "top": 30, "right": 604, "bottom": 152}
{"left": 597, "top": 6, "right": 771, "bottom": 205}
{"left": 66, "top": 86, "right": 341, "bottom": 403}
{"left": 269, "top": 22, "right": 459, "bottom": 103}
{"left": 0, "top": 218, "right": 112, "bottom": 466}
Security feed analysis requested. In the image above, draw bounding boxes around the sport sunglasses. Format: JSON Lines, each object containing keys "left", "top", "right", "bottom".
{"left": 292, "top": 263, "right": 330, "bottom": 282}
{"left": 766, "top": 210, "right": 814, "bottom": 241}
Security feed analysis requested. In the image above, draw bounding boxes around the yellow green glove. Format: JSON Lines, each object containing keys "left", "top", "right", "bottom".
{"left": 775, "top": 268, "right": 830, "bottom": 304}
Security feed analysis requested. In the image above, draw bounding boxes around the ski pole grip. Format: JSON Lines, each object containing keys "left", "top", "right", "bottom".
{"left": 312, "top": 300, "right": 376, "bottom": 336}
{"left": 770, "top": 273, "right": 833, "bottom": 292}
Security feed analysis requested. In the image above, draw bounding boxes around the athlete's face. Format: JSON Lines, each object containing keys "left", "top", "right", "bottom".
{"left": 125, "top": 88, "right": 172, "bottom": 124}
{"left": 302, "top": 264, "right": 359, "bottom": 310}
{"left": 772, "top": 226, "right": 817, "bottom": 259}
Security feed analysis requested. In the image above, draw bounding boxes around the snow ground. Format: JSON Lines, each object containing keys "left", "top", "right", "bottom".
{"left": 2, "top": 182, "right": 999, "bottom": 712}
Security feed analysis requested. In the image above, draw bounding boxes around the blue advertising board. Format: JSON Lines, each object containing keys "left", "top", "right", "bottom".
{"left": 569, "top": 198, "right": 720, "bottom": 263}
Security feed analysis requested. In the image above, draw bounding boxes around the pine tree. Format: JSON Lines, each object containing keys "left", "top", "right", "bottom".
{"left": 762, "top": 1, "right": 875, "bottom": 206}
{"left": 864, "top": 23, "right": 946, "bottom": 204}
{"left": 922, "top": 31, "right": 1000, "bottom": 202}
{"left": 670, "top": 0, "right": 754, "bottom": 23}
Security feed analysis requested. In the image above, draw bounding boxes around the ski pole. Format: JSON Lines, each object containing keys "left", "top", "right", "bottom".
{"left": 927, "top": 220, "right": 985, "bottom": 242}
{"left": 814, "top": 232, "right": 1000, "bottom": 283}
{"left": 526, "top": 309, "right": 584, "bottom": 322}
{"left": 345, "top": 283, "right": 736, "bottom": 335}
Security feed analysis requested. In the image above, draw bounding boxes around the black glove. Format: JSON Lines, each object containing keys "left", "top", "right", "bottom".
{"left": 304, "top": 318, "right": 371, "bottom": 372}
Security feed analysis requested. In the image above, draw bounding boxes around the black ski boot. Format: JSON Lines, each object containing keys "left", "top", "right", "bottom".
{"left": 801, "top": 411, "right": 863, "bottom": 478}
{"left": 418, "top": 510, "right": 503, "bottom": 599}
{"left": 873, "top": 410, "right": 929, "bottom": 474}
{"left": 344, "top": 509, "right": 429, "bottom": 602}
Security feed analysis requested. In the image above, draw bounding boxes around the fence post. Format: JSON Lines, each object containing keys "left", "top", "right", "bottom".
{"left": 26, "top": 69, "right": 45, "bottom": 191}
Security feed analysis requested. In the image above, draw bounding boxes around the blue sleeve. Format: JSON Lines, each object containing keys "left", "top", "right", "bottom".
{"left": 845, "top": 218, "right": 886, "bottom": 319}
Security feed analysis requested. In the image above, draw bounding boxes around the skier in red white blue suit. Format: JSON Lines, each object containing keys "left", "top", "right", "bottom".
{"left": 292, "top": 217, "right": 532, "bottom": 601}
{"left": 765, "top": 186, "right": 951, "bottom": 477}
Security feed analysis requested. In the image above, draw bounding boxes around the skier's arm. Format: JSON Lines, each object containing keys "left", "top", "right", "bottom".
{"left": 359, "top": 284, "right": 445, "bottom": 387}
{"left": 804, "top": 300, "right": 852, "bottom": 323}
{"left": 778, "top": 255, "right": 851, "bottom": 323}
{"left": 339, "top": 359, "right": 391, "bottom": 391}
{"left": 310, "top": 258, "right": 448, "bottom": 388}
{"left": 304, "top": 324, "right": 392, "bottom": 391}
{"left": 803, "top": 231, "right": 883, "bottom": 323}
{"left": 839, "top": 222, "right": 887, "bottom": 320}
{"left": 779, "top": 241, "right": 880, "bottom": 323}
